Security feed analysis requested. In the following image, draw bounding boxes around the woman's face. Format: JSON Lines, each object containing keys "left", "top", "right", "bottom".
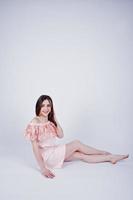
{"left": 39, "top": 99, "right": 51, "bottom": 117}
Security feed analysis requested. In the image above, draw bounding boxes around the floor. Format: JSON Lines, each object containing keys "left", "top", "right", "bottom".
{"left": 0, "top": 148, "right": 133, "bottom": 200}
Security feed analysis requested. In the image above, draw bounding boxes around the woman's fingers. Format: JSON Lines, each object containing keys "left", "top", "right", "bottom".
{"left": 46, "top": 171, "right": 54, "bottom": 178}
{"left": 49, "top": 171, "right": 55, "bottom": 178}
{"left": 42, "top": 169, "right": 55, "bottom": 178}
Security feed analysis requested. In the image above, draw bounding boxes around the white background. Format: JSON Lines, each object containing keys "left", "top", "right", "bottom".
{"left": 0, "top": 0, "right": 133, "bottom": 200}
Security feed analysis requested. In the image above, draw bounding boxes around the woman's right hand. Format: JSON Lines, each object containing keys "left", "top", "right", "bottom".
{"left": 41, "top": 168, "right": 55, "bottom": 179}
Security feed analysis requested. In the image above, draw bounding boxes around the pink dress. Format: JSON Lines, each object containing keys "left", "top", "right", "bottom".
{"left": 24, "top": 121, "right": 66, "bottom": 170}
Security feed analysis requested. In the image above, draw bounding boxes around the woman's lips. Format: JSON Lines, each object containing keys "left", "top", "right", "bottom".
{"left": 42, "top": 111, "right": 49, "bottom": 114}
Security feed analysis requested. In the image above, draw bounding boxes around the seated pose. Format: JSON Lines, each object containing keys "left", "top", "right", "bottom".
{"left": 24, "top": 95, "right": 129, "bottom": 179}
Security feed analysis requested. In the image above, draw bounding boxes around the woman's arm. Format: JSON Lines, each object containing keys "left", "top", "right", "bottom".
{"left": 31, "top": 140, "right": 45, "bottom": 171}
{"left": 31, "top": 140, "right": 55, "bottom": 178}
{"left": 54, "top": 114, "right": 64, "bottom": 138}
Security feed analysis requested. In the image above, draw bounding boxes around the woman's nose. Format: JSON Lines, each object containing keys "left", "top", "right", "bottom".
{"left": 43, "top": 107, "right": 48, "bottom": 111}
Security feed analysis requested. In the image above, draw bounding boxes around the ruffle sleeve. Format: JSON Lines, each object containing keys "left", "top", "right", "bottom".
{"left": 24, "top": 124, "right": 39, "bottom": 141}
{"left": 24, "top": 121, "right": 57, "bottom": 141}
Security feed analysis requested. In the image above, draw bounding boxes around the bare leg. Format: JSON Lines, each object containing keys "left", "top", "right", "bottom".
{"left": 65, "top": 140, "right": 111, "bottom": 160}
{"left": 65, "top": 151, "right": 129, "bottom": 164}
{"left": 77, "top": 141, "right": 111, "bottom": 155}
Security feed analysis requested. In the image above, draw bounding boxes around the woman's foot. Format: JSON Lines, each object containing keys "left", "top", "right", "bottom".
{"left": 110, "top": 154, "right": 129, "bottom": 164}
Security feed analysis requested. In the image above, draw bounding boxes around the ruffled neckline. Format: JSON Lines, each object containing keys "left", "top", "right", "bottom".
{"left": 29, "top": 120, "right": 51, "bottom": 126}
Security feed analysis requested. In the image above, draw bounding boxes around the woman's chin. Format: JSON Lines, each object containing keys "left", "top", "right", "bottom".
{"left": 42, "top": 113, "right": 49, "bottom": 117}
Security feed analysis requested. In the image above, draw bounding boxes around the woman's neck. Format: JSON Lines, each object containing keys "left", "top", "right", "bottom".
{"left": 38, "top": 115, "right": 48, "bottom": 123}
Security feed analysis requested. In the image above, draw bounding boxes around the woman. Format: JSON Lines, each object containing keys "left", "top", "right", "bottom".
{"left": 24, "top": 95, "right": 129, "bottom": 179}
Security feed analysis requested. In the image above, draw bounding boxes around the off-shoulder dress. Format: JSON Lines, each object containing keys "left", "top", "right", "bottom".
{"left": 24, "top": 121, "right": 66, "bottom": 170}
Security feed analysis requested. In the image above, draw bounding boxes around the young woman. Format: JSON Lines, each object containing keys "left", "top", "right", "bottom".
{"left": 24, "top": 95, "right": 129, "bottom": 179}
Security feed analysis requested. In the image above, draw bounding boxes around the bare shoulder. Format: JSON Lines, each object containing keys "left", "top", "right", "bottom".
{"left": 30, "top": 117, "right": 40, "bottom": 124}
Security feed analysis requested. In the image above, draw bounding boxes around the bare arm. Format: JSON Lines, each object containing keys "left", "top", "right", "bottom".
{"left": 54, "top": 114, "right": 64, "bottom": 138}
{"left": 31, "top": 140, "right": 45, "bottom": 171}
{"left": 31, "top": 140, "right": 55, "bottom": 178}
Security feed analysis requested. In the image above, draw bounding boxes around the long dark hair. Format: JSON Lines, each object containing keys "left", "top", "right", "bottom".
{"left": 35, "top": 95, "right": 57, "bottom": 127}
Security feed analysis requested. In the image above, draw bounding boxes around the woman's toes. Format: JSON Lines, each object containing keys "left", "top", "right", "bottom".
{"left": 124, "top": 154, "right": 129, "bottom": 159}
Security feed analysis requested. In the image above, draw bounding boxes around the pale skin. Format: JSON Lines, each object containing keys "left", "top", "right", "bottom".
{"left": 31, "top": 99, "right": 129, "bottom": 179}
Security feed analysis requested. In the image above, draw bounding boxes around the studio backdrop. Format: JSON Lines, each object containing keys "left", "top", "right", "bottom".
{"left": 0, "top": 0, "right": 132, "bottom": 162}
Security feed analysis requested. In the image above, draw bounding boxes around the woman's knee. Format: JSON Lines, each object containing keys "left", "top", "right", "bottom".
{"left": 72, "top": 139, "right": 81, "bottom": 147}
{"left": 65, "top": 140, "right": 81, "bottom": 155}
